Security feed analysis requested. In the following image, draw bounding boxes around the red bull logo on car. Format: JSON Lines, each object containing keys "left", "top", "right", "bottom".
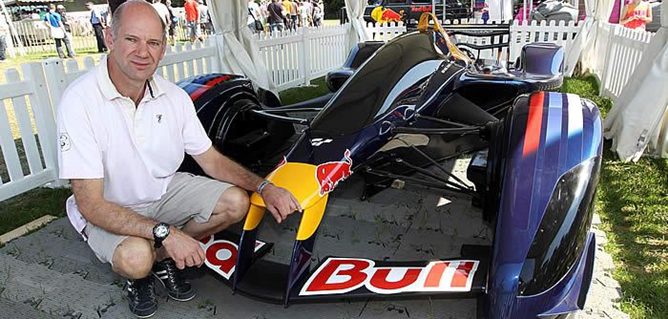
{"left": 315, "top": 149, "right": 353, "bottom": 196}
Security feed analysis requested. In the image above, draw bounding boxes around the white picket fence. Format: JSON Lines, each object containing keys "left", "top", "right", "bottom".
{"left": 255, "top": 24, "right": 350, "bottom": 90}
{"left": 593, "top": 22, "right": 654, "bottom": 99}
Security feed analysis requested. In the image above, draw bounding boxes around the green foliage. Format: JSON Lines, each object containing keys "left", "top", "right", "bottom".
{"left": 595, "top": 150, "right": 668, "bottom": 319}
{"left": 323, "top": 0, "right": 345, "bottom": 19}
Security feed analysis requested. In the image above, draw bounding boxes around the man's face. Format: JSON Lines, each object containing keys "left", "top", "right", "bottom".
{"left": 86, "top": 3, "right": 93, "bottom": 10}
{"left": 105, "top": 6, "right": 166, "bottom": 85}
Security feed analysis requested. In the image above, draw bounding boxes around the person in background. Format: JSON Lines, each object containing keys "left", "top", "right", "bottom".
{"left": 165, "top": 0, "right": 178, "bottom": 44}
{"left": 87, "top": 2, "right": 108, "bottom": 53}
{"left": 151, "top": 0, "right": 171, "bottom": 37}
{"left": 289, "top": 0, "right": 299, "bottom": 30}
{"left": 197, "top": 0, "right": 211, "bottom": 35}
{"left": 260, "top": 0, "right": 270, "bottom": 24}
{"left": 301, "top": 0, "right": 313, "bottom": 27}
{"left": 312, "top": 0, "right": 322, "bottom": 27}
{"left": 481, "top": 2, "right": 489, "bottom": 23}
{"left": 267, "top": 0, "right": 286, "bottom": 33}
{"left": 55, "top": 5, "right": 76, "bottom": 58}
{"left": 184, "top": 0, "right": 202, "bottom": 42}
{"left": 248, "top": 0, "right": 262, "bottom": 33}
{"left": 620, "top": 0, "right": 652, "bottom": 30}
{"left": 299, "top": 1, "right": 311, "bottom": 27}
{"left": 44, "top": 4, "right": 75, "bottom": 59}
{"left": 282, "top": 0, "right": 292, "bottom": 30}
{"left": 0, "top": 13, "right": 8, "bottom": 62}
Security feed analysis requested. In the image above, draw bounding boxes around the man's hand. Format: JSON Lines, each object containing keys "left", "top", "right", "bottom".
{"left": 162, "top": 227, "right": 206, "bottom": 269}
{"left": 261, "top": 184, "right": 301, "bottom": 223}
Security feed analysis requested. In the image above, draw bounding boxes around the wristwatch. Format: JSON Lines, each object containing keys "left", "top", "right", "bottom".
{"left": 152, "top": 222, "right": 170, "bottom": 248}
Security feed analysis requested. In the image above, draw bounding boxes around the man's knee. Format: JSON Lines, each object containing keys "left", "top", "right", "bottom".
{"left": 215, "top": 186, "right": 250, "bottom": 224}
{"left": 112, "top": 237, "right": 155, "bottom": 279}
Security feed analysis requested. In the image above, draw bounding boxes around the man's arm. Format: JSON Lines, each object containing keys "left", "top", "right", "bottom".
{"left": 71, "top": 179, "right": 155, "bottom": 239}
{"left": 71, "top": 179, "right": 206, "bottom": 269}
{"left": 192, "top": 147, "right": 301, "bottom": 223}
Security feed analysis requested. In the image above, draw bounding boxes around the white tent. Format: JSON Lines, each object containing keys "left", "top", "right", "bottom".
{"left": 344, "top": 0, "right": 370, "bottom": 49}
{"left": 487, "top": 0, "right": 513, "bottom": 21}
{"left": 208, "top": 0, "right": 276, "bottom": 94}
{"left": 603, "top": 0, "right": 668, "bottom": 161}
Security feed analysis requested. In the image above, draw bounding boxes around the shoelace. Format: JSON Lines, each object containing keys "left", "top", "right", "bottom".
{"left": 160, "top": 260, "right": 186, "bottom": 290}
{"left": 129, "top": 278, "right": 157, "bottom": 303}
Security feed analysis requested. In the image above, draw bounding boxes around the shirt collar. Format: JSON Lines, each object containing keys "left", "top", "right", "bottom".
{"left": 96, "top": 55, "right": 165, "bottom": 102}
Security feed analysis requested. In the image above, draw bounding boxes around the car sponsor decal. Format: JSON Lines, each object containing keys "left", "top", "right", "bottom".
{"left": 199, "top": 236, "right": 265, "bottom": 280}
{"left": 188, "top": 75, "right": 233, "bottom": 101}
{"left": 315, "top": 149, "right": 352, "bottom": 196}
{"left": 523, "top": 91, "right": 545, "bottom": 156}
{"left": 299, "top": 258, "right": 479, "bottom": 296}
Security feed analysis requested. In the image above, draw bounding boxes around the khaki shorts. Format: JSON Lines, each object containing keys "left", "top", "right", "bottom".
{"left": 85, "top": 172, "right": 232, "bottom": 265}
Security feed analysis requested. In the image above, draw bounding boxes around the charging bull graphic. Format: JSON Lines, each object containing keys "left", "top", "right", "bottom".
{"left": 371, "top": 6, "right": 404, "bottom": 24}
{"left": 315, "top": 149, "right": 353, "bottom": 196}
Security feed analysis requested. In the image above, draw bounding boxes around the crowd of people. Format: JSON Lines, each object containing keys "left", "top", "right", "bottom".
{"left": 247, "top": 0, "right": 325, "bottom": 33}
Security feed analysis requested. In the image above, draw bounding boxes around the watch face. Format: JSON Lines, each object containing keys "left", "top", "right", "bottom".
{"left": 154, "top": 224, "right": 169, "bottom": 238}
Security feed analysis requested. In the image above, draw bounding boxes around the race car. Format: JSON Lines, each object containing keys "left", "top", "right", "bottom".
{"left": 177, "top": 13, "right": 602, "bottom": 318}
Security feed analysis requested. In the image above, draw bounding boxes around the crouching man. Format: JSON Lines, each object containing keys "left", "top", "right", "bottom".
{"left": 56, "top": 1, "right": 300, "bottom": 317}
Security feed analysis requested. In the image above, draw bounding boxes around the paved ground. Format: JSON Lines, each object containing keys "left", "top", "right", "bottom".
{"left": 0, "top": 158, "right": 629, "bottom": 319}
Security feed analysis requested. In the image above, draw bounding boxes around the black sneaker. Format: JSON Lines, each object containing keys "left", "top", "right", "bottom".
{"left": 152, "top": 258, "right": 196, "bottom": 301}
{"left": 125, "top": 277, "right": 158, "bottom": 318}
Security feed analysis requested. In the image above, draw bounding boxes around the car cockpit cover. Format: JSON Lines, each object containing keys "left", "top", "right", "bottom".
{"left": 311, "top": 31, "right": 442, "bottom": 136}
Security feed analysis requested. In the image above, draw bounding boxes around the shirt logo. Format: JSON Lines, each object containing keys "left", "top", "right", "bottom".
{"left": 156, "top": 114, "right": 163, "bottom": 123}
{"left": 59, "top": 133, "right": 71, "bottom": 152}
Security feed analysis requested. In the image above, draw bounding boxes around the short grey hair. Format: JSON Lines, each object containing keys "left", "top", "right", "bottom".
{"left": 111, "top": 0, "right": 166, "bottom": 42}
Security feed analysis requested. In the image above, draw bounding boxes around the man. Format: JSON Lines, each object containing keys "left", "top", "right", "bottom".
{"left": 86, "top": 2, "right": 107, "bottom": 53}
{"left": 267, "top": 0, "right": 286, "bottom": 33}
{"left": 56, "top": 5, "right": 76, "bottom": 58}
{"left": 184, "top": 0, "right": 201, "bottom": 42}
{"left": 56, "top": 1, "right": 300, "bottom": 317}
{"left": 44, "top": 4, "right": 75, "bottom": 58}
{"left": 289, "top": 0, "right": 299, "bottom": 30}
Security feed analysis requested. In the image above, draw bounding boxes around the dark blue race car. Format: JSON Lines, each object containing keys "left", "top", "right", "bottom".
{"left": 176, "top": 14, "right": 602, "bottom": 318}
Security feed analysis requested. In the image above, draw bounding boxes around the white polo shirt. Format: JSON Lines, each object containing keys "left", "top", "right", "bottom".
{"left": 57, "top": 57, "right": 212, "bottom": 232}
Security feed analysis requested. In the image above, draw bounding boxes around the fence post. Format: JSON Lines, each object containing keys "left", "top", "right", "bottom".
{"left": 301, "top": 27, "right": 311, "bottom": 86}
{"left": 599, "top": 22, "right": 616, "bottom": 97}
{"left": 22, "top": 62, "right": 66, "bottom": 187}
{"left": 41, "top": 58, "right": 68, "bottom": 111}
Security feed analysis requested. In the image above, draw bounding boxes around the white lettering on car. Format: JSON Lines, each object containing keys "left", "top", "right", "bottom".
{"left": 299, "top": 258, "right": 479, "bottom": 296}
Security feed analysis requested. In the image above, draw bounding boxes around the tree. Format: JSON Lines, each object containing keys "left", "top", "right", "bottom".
{"left": 323, "top": 0, "right": 344, "bottom": 19}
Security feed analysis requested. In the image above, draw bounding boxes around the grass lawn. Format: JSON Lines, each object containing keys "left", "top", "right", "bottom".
{"left": 0, "top": 74, "right": 665, "bottom": 318}
{"left": 560, "top": 76, "right": 667, "bottom": 319}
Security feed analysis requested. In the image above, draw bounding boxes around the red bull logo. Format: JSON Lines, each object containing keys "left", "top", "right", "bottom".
{"left": 371, "top": 6, "right": 404, "bottom": 24}
{"left": 315, "top": 149, "right": 353, "bottom": 196}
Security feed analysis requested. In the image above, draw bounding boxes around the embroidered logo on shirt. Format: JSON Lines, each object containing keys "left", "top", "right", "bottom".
{"left": 156, "top": 114, "right": 163, "bottom": 123}
{"left": 59, "top": 133, "right": 71, "bottom": 152}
